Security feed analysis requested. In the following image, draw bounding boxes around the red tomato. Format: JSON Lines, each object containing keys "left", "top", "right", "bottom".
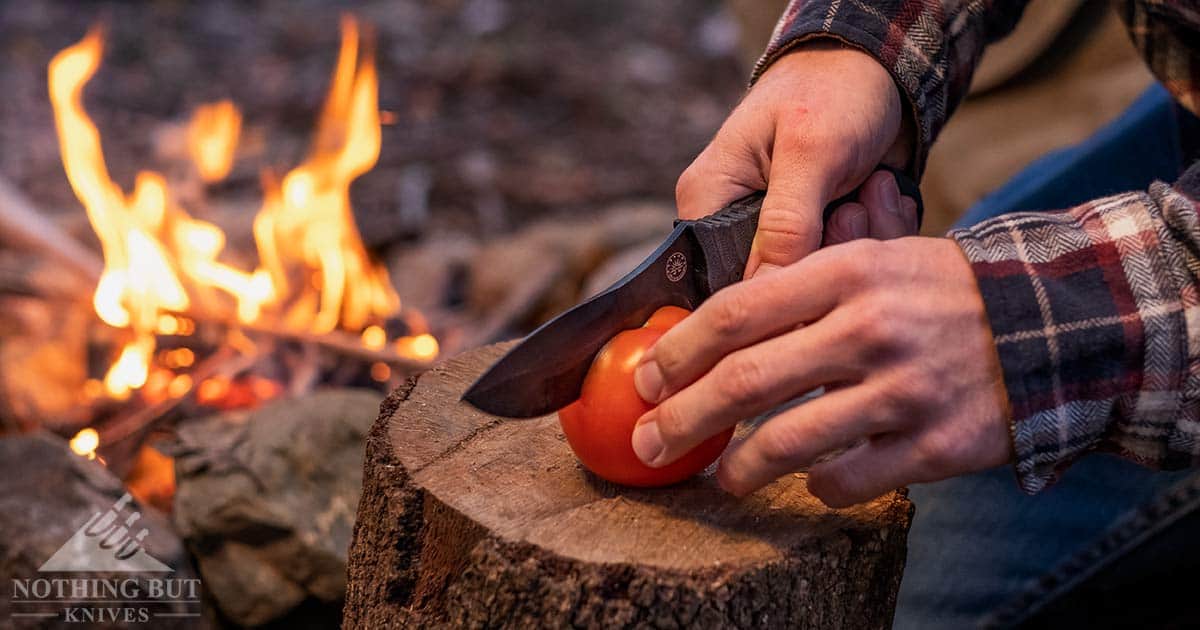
{"left": 558, "top": 305, "right": 733, "bottom": 487}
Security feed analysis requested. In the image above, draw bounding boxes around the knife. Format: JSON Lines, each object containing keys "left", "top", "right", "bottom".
{"left": 463, "top": 166, "right": 922, "bottom": 418}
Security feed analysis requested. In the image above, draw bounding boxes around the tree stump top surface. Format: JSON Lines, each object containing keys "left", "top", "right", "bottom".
{"left": 389, "top": 342, "right": 909, "bottom": 573}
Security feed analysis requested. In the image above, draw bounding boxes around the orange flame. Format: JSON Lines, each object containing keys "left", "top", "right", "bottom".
{"left": 187, "top": 100, "right": 241, "bottom": 182}
{"left": 254, "top": 15, "right": 400, "bottom": 334}
{"left": 48, "top": 17, "right": 434, "bottom": 400}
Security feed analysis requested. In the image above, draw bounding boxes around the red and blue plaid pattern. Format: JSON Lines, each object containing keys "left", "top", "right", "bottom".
{"left": 753, "top": 0, "right": 1028, "bottom": 175}
{"left": 951, "top": 181, "right": 1200, "bottom": 492}
{"left": 756, "top": 1, "right": 1200, "bottom": 491}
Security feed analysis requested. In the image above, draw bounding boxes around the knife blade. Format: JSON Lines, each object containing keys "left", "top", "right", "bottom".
{"left": 462, "top": 167, "right": 921, "bottom": 418}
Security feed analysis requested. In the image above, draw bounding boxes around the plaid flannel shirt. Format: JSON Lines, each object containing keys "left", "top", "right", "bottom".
{"left": 755, "top": 1, "right": 1200, "bottom": 492}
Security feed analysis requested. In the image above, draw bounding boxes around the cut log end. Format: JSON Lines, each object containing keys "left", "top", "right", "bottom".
{"left": 345, "top": 342, "right": 913, "bottom": 629}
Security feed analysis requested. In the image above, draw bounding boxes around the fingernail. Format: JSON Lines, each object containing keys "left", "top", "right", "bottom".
{"left": 882, "top": 175, "right": 902, "bottom": 216}
{"left": 631, "top": 417, "right": 665, "bottom": 466}
{"left": 634, "top": 360, "right": 665, "bottom": 404}
{"left": 842, "top": 208, "right": 868, "bottom": 238}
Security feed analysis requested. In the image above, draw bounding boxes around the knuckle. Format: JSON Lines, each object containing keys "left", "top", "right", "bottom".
{"left": 911, "top": 430, "right": 957, "bottom": 475}
{"left": 838, "top": 241, "right": 885, "bottom": 288}
{"left": 707, "top": 290, "right": 752, "bottom": 337}
{"left": 858, "top": 403, "right": 893, "bottom": 436}
{"left": 809, "top": 468, "right": 854, "bottom": 506}
{"left": 852, "top": 296, "right": 898, "bottom": 352}
{"left": 715, "top": 352, "right": 769, "bottom": 408}
{"left": 869, "top": 375, "right": 919, "bottom": 418}
{"left": 902, "top": 374, "right": 942, "bottom": 410}
{"left": 653, "top": 401, "right": 690, "bottom": 446}
{"left": 758, "top": 421, "right": 808, "bottom": 467}
{"left": 651, "top": 341, "right": 686, "bottom": 391}
{"left": 757, "top": 204, "right": 821, "bottom": 240}
{"left": 675, "top": 165, "right": 700, "bottom": 208}
{"left": 854, "top": 296, "right": 892, "bottom": 348}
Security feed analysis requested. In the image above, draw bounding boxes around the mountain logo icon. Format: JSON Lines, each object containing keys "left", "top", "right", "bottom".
{"left": 38, "top": 493, "right": 171, "bottom": 573}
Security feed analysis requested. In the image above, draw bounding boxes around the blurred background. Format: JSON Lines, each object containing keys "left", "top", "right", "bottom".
{"left": 0, "top": 0, "right": 1154, "bottom": 627}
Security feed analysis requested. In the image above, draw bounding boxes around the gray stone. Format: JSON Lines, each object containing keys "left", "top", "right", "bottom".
{"left": 0, "top": 432, "right": 201, "bottom": 629}
{"left": 171, "top": 388, "right": 382, "bottom": 627}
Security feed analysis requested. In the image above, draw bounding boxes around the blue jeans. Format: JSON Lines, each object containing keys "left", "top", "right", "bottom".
{"left": 894, "top": 84, "right": 1197, "bottom": 630}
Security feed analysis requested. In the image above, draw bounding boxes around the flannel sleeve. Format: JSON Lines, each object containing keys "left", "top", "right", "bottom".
{"left": 949, "top": 165, "right": 1200, "bottom": 493}
{"left": 753, "top": 0, "right": 1030, "bottom": 175}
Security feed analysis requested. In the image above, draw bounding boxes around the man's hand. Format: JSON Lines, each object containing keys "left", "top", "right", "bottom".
{"left": 630, "top": 237, "right": 1012, "bottom": 507}
{"left": 677, "top": 43, "right": 914, "bottom": 274}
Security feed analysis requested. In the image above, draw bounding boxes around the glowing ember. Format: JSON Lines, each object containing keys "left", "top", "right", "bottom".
{"left": 47, "top": 16, "right": 437, "bottom": 401}
{"left": 187, "top": 99, "right": 241, "bottom": 183}
{"left": 168, "top": 373, "right": 193, "bottom": 399}
{"left": 125, "top": 445, "right": 176, "bottom": 512}
{"left": 161, "top": 347, "right": 195, "bottom": 369}
{"left": 395, "top": 333, "right": 439, "bottom": 361}
{"left": 361, "top": 325, "right": 386, "bottom": 350}
{"left": 195, "top": 376, "right": 282, "bottom": 410}
{"left": 196, "top": 377, "right": 230, "bottom": 404}
{"left": 370, "top": 362, "right": 391, "bottom": 382}
{"left": 69, "top": 427, "right": 100, "bottom": 460}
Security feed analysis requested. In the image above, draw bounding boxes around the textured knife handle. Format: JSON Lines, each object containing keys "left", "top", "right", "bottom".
{"left": 690, "top": 193, "right": 763, "bottom": 294}
{"left": 690, "top": 166, "right": 922, "bottom": 294}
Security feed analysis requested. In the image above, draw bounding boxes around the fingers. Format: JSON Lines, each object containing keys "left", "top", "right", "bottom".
{"left": 631, "top": 320, "right": 860, "bottom": 468}
{"left": 824, "top": 202, "right": 868, "bottom": 244}
{"left": 715, "top": 386, "right": 894, "bottom": 496}
{"left": 856, "top": 170, "right": 912, "bottom": 239}
{"left": 633, "top": 255, "right": 849, "bottom": 404}
{"left": 823, "top": 171, "right": 919, "bottom": 245}
{"left": 807, "top": 433, "right": 925, "bottom": 508}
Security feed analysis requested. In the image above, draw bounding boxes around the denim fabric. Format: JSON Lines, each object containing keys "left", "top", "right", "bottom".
{"left": 894, "top": 84, "right": 1197, "bottom": 630}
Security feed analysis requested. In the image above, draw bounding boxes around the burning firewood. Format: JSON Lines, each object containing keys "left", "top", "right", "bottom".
{"left": 38, "top": 17, "right": 439, "bottom": 410}
{"left": 344, "top": 343, "right": 914, "bottom": 628}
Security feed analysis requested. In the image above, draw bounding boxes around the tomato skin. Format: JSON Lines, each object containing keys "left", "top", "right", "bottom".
{"left": 558, "top": 306, "right": 733, "bottom": 487}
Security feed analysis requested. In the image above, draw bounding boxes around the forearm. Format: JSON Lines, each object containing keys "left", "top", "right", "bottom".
{"left": 753, "top": 0, "right": 1031, "bottom": 175}
{"left": 950, "top": 164, "right": 1200, "bottom": 493}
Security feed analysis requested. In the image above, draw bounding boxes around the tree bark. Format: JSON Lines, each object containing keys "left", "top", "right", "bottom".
{"left": 345, "top": 342, "right": 913, "bottom": 629}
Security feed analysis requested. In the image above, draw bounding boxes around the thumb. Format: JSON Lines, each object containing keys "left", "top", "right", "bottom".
{"left": 675, "top": 144, "right": 762, "bottom": 221}
{"left": 745, "top": 160, "right": 828, "bottom": 278}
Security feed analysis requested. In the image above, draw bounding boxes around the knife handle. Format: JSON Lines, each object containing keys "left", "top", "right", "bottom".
{"left": 690, "top": 166, "right": 922, "bottom": 293}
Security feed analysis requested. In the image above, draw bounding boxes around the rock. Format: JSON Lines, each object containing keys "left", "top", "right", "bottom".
{"left": 467, "top": 202, "right": 674, "bottom": 325}
{"left": 387, "top": 232, "right": 478, "bottom": 315}
{"left": 171, "top": 388, "right": 383, "bottom": 628}
{"left": 0, "top": 432, "right": 199, "bottom": 629}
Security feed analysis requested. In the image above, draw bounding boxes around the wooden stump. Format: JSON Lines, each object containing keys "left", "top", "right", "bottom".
{"left": 345, "top": 343, "right": 913, "bottom": 629}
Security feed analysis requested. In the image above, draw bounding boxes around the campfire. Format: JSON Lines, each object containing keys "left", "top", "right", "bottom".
{"left": 0, "top": 4, "right": 766, "bottom": 626}
{"left": 25, "top": 15, "right": 439, "bottom": 502}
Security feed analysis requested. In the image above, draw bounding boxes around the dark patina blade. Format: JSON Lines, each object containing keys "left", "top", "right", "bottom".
{"left": 461, "top": 223, "right": 705, "bottom": 418}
